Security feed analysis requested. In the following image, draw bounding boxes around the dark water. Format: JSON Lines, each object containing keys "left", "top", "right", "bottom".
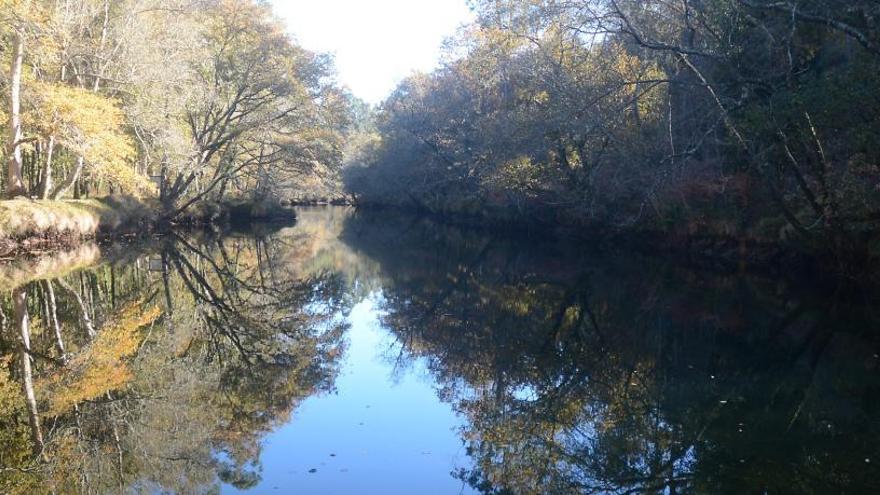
{"left": 1, "top": 207, "right": 878, "bottom": 494}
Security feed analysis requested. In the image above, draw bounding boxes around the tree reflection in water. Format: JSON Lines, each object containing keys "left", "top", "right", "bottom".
{"left": 0, "top": 231, "right": 349, "bottom": 494}
{"left": 339, "top": 210, "right": 880, "bottom": 495}
{"left": 1, "top": 208, "right": 878, "bottom": 494}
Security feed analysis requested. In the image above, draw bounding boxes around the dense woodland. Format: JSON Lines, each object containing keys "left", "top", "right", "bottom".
{"left": 3, "top": 0, "right": 880, "bottom": 250}
{"left": 1, "top": 0, "right": 356, "bottom": 216}
{"left": 346, "top": 1, "right": 880, "bottom": 250}
{"left": 2, "top": 2, "right": 879, "bottom": 491}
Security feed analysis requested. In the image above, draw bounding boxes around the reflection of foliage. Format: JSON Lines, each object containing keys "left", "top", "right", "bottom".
{"left": 340, "top": 210, "right": 880, "bottom": 495}
{"left": 0, "top": 357, "right": 41, "bottom": 495}
{"left": 39, "top": 301, "right": 161, "bottom": 416}
{"left": 0, "top": 222, "right": 351, "bottom": 493}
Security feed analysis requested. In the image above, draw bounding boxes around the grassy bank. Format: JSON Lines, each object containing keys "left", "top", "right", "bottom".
{"left": 0, "top": 197, "right": 157, "bottom": 257}
{"left": 0, "top": 196, "right": 299, "bottom": 258}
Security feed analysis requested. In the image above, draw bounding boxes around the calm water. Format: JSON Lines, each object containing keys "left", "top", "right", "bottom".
{"left": 1, "top": 206, "right": 878, "bottom": 494}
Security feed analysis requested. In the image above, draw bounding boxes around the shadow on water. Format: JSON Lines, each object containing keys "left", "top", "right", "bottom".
{"left": 0, "top": 207, "right": 878, "bottom": 494}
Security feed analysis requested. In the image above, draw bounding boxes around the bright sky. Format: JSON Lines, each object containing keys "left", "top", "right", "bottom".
{"left": 270, "top": 0, "right": 474, "bottom": 104}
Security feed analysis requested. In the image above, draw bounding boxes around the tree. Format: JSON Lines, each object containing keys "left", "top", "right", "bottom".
{"left": 161, "top": 0, "right": 349, "bottom": 215}
{"left": 28, "top": 82, "right": 153, "bottom": 197}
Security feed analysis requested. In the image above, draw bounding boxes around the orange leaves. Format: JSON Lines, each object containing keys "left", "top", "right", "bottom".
{"left": 38, "top": 301, "right": 162, "bottom": 417}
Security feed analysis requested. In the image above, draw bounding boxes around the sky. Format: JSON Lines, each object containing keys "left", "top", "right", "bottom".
{"left": 270, "top": 0, "right": 474, "bottom": 104}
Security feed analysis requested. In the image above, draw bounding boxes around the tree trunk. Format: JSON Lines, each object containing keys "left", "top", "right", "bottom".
{"left": 6, "top": 31, "right": 26, "bottom": 198}
{"left": 51, "top": 156, "right": 84, "bottom": 200}
{"left": 43, "top": 280, "right": 66, "bottom": 361}
{"left": 13, "top": 288, "right": 45, "bottom": 459}
{"left": 38, "top": 137, "right": 56, "bottom": 200}
{"left": 58, "top": 278, "right": 96, "bottom": 339}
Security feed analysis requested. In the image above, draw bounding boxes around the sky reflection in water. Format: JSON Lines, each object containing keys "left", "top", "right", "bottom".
{"left": 226, "top": 294, "right": 474, "bottom": 494}
{"left": 0, "top": 206, "right": 878, "bottom": 494}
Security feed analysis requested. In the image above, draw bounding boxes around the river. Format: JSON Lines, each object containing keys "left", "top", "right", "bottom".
{"left": 0, "top": 206, "right": 877, "bottom": 494}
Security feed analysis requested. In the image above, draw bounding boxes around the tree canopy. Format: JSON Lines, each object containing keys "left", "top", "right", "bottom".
{"left": 1, "top": 0, "right": 360, "bottom": 213}
{"left": 345, "top": 0, "right": 880, "bottom": 247}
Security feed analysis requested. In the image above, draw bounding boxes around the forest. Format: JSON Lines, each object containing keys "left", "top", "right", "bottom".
{"left": 3, "top": 0, "right": 880, "bottom": 259}
{"left": 1, "top": 0, "right": 356, "bottom": 218}
{"left": 2, "top": 2, "right": 880, "bottom": 492}
{"left": 346, "top": 0, "right": 880, "bottom": 258}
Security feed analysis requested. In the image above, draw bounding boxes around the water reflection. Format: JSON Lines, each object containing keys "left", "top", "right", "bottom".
{"left": 0, "top": 229, "right": 348, "bottom": 494}
{"left": 340, "top": 211, "right": 880, "bottom": 494}
{"left": 1, "top": 207, "right": 878, "bottom": 494}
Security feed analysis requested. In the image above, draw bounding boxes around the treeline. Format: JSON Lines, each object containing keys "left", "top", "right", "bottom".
{"left": 1, "top": 0, "right": 356, "bottom": 216}
{"left": 346, "top": 1, "right": 880, "bottom": 247}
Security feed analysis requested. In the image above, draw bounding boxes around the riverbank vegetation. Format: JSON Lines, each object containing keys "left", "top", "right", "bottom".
{"left": 345, "top": 1, "right": 880, "bottom": 259}
{"left": 1, "top": 0, "right": 358, "bottom": 219}
{"left": 4, "top": 0, "right": 880, "bottom": 264}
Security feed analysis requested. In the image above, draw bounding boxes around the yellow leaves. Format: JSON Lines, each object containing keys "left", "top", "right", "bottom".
{"left": 39, "top": 301, "right": 162, "bottom": 417}
{"left": 0, "top": 0, "right": 48, "bottom": 24}
{"left": 30, "top": 82, "right": 124, "bottom": 142}
{"left": 29, "top": 82, "right": 156, "bottom": 196}
{"left": 0, "top": 355, "right": 23, "bottom": 417}
{"left": 0, "top": 356, "right": 38, "bottom": 492}
{"left": 603, "top": 43, "right": 667, "bottom": 123}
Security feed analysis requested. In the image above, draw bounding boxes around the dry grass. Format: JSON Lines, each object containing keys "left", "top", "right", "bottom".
{"left": 0, "top": 243, "right": 101, "bottom": 289}
{"left": 0, "top": 196, "right": 157, "bottom": 256}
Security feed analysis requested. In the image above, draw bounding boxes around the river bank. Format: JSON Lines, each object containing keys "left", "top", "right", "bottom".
{"left": 5, "top": 196, "right": 878, "bottom": 284}
{"left": 0, "top": 196, "right": 297, "bottom": 258}
{"left": 350, "top": 202, "right": 880, "bottom": 283}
